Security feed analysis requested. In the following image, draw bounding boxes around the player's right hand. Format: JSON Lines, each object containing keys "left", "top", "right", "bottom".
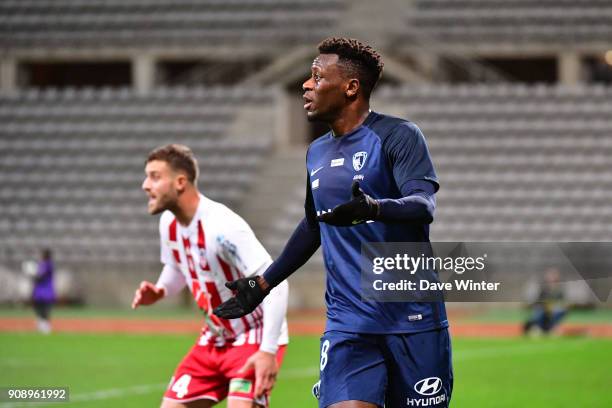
{"left": 238, "top": 350, "right": 279, "bottom": 398}
{"left": 131, "top": 281, "right": 165, "bottom": 309}
{"left": 317, "top": 181, "right": 379, "bottom": 226}
{"left": 213, "top": 276, "right": 269, "bottom": 319}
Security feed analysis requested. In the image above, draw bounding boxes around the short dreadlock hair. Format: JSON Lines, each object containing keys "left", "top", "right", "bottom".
{"left": 318, "top": 37, "right": 384, "bottom": 99}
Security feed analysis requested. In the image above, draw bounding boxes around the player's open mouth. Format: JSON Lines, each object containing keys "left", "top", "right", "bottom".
{"left": 303, "top": 95, "right": 313, "bottom": 111}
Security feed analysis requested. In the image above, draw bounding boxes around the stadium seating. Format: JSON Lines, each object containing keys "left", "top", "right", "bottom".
{"left": 0, "top": 86, "right": 275, "bottom": 266}
{"left": 405, "top": 0, "right": 612, "bottom": 47}
{"left": 4, "top": 0, "right": 609, "bottom": 54}
{"left": 266, "top": 84, "right": 612, "bottom": 258}
{"left": 2, "top": 84, "right": 612, "bottom": 269}
{"left": 0, "top": 0, "right": 347, "bottom": 50}
{"left": 379, "top": 84, "right": 612, "bottom": 241}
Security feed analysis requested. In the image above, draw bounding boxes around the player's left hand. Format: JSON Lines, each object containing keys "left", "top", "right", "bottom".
{"left": 131, "top": 281, "right": 165, "bottom": 309}
{"left": 213, "top": 276, "right": 270, "bottom": 319}
{"left": 317, "top": 181, "right": 379, "bottom": 226}
{"left": 239, "top": 350, "right": 278, "bottom": 398}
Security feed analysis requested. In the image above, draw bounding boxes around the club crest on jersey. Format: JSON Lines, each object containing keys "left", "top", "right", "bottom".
{"left": 216, "top": 235, "right": 247, "bottom": 271}
{"left": 352, "top": 151, "right": 367, "bottom": 171}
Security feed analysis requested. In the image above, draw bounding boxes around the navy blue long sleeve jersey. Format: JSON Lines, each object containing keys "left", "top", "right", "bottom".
{"left": 305, "top": 111, "right": 448, "bottom": 334}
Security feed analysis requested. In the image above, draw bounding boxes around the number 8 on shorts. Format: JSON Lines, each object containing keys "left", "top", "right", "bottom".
{"left": 320, "top": 339, "right": 330, "bottom": 371}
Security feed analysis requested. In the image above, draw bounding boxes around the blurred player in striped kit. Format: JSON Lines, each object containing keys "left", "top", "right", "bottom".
{"left": 132, "top": 144, "right": 289, "bottom": 408}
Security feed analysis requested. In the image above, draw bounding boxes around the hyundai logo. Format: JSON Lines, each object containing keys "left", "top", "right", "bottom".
{"left": 414, "top": 377, "right": 442, "bottom": 396}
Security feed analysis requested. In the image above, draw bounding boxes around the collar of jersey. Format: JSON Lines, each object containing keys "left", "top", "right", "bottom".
{"left": 330, "top": 111, "right": 377, "bottom": 140}
{"left": 180, "top": 194, "right": 206, "bottom": 235}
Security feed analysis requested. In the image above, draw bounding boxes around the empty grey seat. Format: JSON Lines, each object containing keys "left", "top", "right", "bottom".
{"left": 403, "top": 0, "right": 612, "bottom": 46}
{"left": 0, "top": 0, "right": 347, "bottom": 50}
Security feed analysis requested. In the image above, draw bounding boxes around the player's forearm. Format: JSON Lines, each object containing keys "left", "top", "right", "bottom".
{"left": 377, "top": 194, "right": 435, "bottom": 224}
{"left": 259, "top": 280, "right": 288, "bottom": 354}
{"left": 262, "top": 217, "right": 321, "bottom": 288}
{"left": 155, "top": 264, "right": 187, "bottom": 297}
{"left": 376, "top": 180, "right": 436, "bottom": 224}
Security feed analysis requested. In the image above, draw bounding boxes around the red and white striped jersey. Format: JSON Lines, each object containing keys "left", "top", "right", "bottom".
{"left": 159, "top": 194, "right": 288, "bottom": 348}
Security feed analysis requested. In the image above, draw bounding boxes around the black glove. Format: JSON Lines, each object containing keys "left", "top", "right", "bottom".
{"left": 213, "top": 276, "right": 269, "bottom": 319}
{"left": 317, "top": 181, "right": 379, "bottom": 226}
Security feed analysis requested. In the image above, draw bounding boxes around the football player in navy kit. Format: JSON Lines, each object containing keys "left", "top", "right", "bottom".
{"left": 216, "top": 37, "right": 452, "bottom": 408}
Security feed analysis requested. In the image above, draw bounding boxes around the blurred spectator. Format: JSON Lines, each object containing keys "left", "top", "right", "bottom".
{"left": 32, "top": 248, "right": 56, "bottom": 334}
{"left": 523, "top": 267, "right": 567, "bottom": 336}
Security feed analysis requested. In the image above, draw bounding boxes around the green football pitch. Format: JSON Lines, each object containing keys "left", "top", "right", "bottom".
{"left": 1, "top": 332, "right": 611, "bottom": 407}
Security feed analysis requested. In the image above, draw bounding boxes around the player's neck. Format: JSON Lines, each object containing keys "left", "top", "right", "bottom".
{"left": 329, "top": 103, "right": 370, "bottom": 138}
{"left": 174, "top": 188, "right": 200, "bottom": 227}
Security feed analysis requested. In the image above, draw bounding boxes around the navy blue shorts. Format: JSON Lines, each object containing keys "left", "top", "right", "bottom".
{"left": 314, "top": 328, "right": 453, "bottom": 408}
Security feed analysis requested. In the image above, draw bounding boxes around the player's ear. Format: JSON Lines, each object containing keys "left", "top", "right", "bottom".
{"left": 345, "top": 78, "right": 360, "bottom": 98}
{"left": 175, "top": 173, "right": 188, "bottom": 193}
